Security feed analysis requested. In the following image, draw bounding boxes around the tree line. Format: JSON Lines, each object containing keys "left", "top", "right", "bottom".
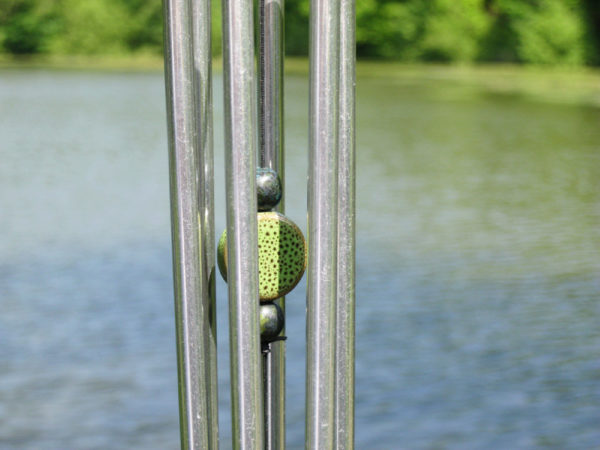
{"left": 1, "top": 0, "right": 599, "bottom": 65}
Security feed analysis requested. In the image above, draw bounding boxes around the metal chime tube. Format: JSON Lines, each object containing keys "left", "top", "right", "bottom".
{"left": 166, "top": 0, "right": 355, "bottom": 445}
{"left": 334, "top": 0, "right": 356, "bottom": 445}
{"left": 306, "top": 0, "right": 341, "bottom": 446}
{"left": 257, "top": 0, "right": 285, "bottom": 447}
{"left": 191, "top": 0, "right": 219, "bottom": 446}
{"left": 258, "top": 0, "right": 284, "bottom": 171}
{"left": 222, "top": 0, "right": 265, "bottom": 446}
{"left": 163, "top": 0, "right": 216, "bottom": 446}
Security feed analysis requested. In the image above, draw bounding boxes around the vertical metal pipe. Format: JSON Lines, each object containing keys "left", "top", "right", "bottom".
{"left": 262, "top": 341, "right": 284, "bottom": 450}
{"left": 306, "top": 0, "right": 341, "bottom": 446}
{"left": 257, "top": 0, "right": 284, "bottom": 171}
{"left": 262, "top": 340, "right": 284, "bottom": 450}
{"left": 222, "top": 0, "right": 265, "bottom": 446}
{"left": 191, "top": 0, "right": 219, "bottom": 446}
{"left": 163, "top": 0, "right": 214, "bottom": 447}
{"left": 334, "top": 0, "right": 356, "bottom": 445}
{"left": 257, "top": 0, "right": 285, "bottom": 447}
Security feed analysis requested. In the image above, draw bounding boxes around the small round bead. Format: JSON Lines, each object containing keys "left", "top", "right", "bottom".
{"left": 257, "top": 168, "right": 282, "bottom": 211}
{"left": 260, "top": 302, "right": 284, "bottom": 340}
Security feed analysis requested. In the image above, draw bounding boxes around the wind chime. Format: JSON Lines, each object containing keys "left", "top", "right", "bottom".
{"left": 162, "top": 0, "right": 355, "bottom": 445}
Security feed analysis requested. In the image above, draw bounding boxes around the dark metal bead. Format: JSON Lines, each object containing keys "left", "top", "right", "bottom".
{"left": 257, "top": 167, "right": 282, "bottom": 211}
{"left": 260, "top": 302, "right": 284, "bottom": 340}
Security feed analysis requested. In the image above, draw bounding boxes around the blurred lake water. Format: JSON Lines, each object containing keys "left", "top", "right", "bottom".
{"left": 1, "top": 68, "right": 599, "bottom": 449}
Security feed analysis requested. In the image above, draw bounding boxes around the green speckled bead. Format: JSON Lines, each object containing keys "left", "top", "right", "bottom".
{"left": 217, "top": 211, "right": 307, "bottom": 301}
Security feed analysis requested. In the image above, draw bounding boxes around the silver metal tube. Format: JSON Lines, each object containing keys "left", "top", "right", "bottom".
{"left": 222, "top": 0, "right": 265, "bottom": 446}
{"left": 258, "top": 0, "right": 284, "bottom": 171}
{"left": 191, "top": 0, "right": 219, "bottom": 446}
{"left": 306, "top": 0, "right": 341, "bottom": 446}
{"left": 257, "top": 0, "right": 286, "bottom": 447}
{"left": 334, "top": 0, "right": 356, "bottom": 446}
{"left": 262, "top": 341, "right": 284, "bottom": 450}
{"left": 163, "top": 0, "right": 214, "bottom": 446}
{"left": 262, "top": 340, "right": 284, "bottom": 450}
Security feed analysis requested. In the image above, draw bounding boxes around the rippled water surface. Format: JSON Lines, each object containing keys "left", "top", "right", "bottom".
{"left": 1, "top": 69, "right": 599, "bottom": 449}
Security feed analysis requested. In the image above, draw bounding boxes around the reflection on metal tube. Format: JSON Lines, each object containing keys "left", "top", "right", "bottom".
{"left": 163, "top": 0, "right": 215, "bottom": 446}
{"left": 306, "top": 0, "right": 341, "bottom": 446}
{"left": 191, "top": 0, "right": 219, "bottom": 445}
{"left": 258, "top": 0, "right": 284, "bottom": 172}
{"left": 257, "top": 0, "right": 286, "bottom": 447}
{"left": 222, "top": 0, "right": 265, "bottom": 446}
{"left": 334, "top": 0, "right": 356, "bottom": 446}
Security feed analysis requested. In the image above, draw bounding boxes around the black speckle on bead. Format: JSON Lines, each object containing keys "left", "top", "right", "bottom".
{"left": 257, "top": 167, "right": 282, "bottom": 211}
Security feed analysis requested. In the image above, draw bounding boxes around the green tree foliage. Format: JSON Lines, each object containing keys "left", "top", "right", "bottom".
{"left": 585, "top": 1, "right": 600, "bottom": 64}
{"left": 120, "top": 0, "right": 164, "bottom": 52}
{"left": 480, "top": 0, "right": 591, "bottom": 64}
{"left": 284, "top": 0, "right": 598, "bottom": 64}
{"left": 0, "top": 0, "right": 58, "bottom": 53}
{"left": 342, "top": 0, "right": 491, "bottom": 61}
{"left": 48, "top": 0, "right": 131, "bottom": 54}
{"left": 0, "top": 0, "right": 598, "bottom": 65}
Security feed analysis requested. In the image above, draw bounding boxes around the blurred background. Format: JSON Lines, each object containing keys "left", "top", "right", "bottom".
{"left": 1, "top": 1, "right": 599, "bottom": 449}
{"left": 1, "top": 0, "right": 600, "bottom": 64}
